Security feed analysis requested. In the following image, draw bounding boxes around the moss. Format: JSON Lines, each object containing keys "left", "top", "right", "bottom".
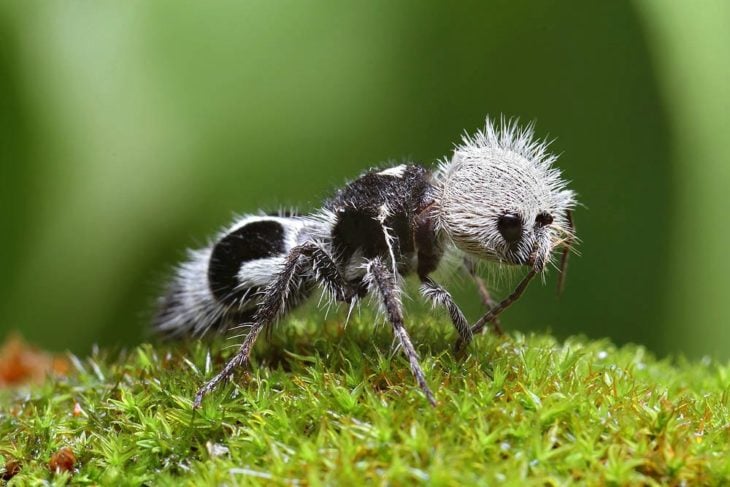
{"left": 1, "top": 313, "right": 729, "bottom": 485}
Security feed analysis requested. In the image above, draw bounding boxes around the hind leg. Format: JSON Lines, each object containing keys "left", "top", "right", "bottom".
{"left": 194, "top": 242, "right": 352, "bottom": 407}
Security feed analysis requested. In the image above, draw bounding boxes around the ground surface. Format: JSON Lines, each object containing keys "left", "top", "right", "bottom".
{"left": 1, "top": 314, "right": 729, "bottom": 486}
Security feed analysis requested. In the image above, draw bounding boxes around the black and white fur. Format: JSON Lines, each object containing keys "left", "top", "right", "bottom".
{"left": 154, "top": 118, "right": 577, "bottom": 407}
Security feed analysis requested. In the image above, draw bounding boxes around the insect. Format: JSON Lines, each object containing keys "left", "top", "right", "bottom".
{"left": 154, "top": 117, "right": 577, "bottom": 407}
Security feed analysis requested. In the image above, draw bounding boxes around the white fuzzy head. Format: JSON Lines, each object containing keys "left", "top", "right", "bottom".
{"left": 433, "top": 118, "right": 576, "bottom": 271}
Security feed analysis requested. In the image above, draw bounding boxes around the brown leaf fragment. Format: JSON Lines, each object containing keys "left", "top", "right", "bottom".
{"left": 72, "top": 402, "right": 84, "bottom": 417}
{"left": 48, "top": 447, "right": 76, "bottom": 473}
{"left": 1, "top": 459, "right": 21, "bottom": 480}
{"left": 0, "top": 333, "right": 69, "bottom": 387}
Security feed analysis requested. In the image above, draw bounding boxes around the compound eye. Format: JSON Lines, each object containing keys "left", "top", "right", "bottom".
{"left": 535, "top": 212, "right": 554, "bottom": 227}
{"left": 497, "top": 213, "right": 523, "bottom": 244}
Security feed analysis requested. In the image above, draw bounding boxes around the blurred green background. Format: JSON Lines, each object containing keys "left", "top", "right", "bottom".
{"left": 1, "top": 1, "right": 729, "bottom": 359}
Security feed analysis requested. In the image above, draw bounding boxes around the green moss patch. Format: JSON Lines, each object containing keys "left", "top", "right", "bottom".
{"left": 2, "top": 314, "right": 729, "bottom": 485}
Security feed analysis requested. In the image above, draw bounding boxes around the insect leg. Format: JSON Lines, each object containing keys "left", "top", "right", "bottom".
{"left": 193, "top": 243, "right": 311, "bottom": 408}
{"left": 305, "top": 242, "right": 353, "bottom": 303}
{"left": 193, "top": 241, "right": 353, "bottom": 407}
{"left": 463, "top": 258, "right": 504, "bottom": 335}
{"left": 366, "top": 257, "right": 436, "bottom": 406}
{"left": 457, "top": 269, "right": 537, "bottom": 353}
{"left": 419, "top": 278, "right": 472, "bottom": 349}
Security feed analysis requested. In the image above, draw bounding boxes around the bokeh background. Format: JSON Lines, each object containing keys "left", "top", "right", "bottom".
{"left": 1, "top": 1, "right": 729, "bottom": 359}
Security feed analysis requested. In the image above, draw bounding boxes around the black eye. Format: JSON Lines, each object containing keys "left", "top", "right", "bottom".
{"left": 497, "top": 213, "right": 523, "bottom": 244}
{"left": 535, "top": 212, "right": 554, "bottom": 227}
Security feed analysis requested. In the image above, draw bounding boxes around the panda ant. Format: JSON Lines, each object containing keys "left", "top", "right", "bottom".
{"left": 154, "top": 117, "right": 577, "bottom": 407}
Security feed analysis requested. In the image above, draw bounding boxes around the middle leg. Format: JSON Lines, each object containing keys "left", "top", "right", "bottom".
{"left": 419, "top": 277, "right": 472, "bottom": 350}
{"left": 366, "top": 257, "right": 436, "bottom": 406}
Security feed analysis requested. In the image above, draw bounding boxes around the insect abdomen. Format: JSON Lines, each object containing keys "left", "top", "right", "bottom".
{"left": 154, "top": 215, "right": 308, "bottom": 337}
{"left": 208, "top": 219, "right": 287, "bottom": 305}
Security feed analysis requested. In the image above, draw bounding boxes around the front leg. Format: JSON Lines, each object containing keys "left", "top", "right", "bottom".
{"left": 413, "top": 207, "right": 500, "bottom": 341}
{"left": 463, "top": 258, "right": 504, "bottom": 335}
{"left": 419, "top": 278, "right": 472, "bottom": 350}
{"left": 366, "top": 258, "right": 436, "bottom": 406}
